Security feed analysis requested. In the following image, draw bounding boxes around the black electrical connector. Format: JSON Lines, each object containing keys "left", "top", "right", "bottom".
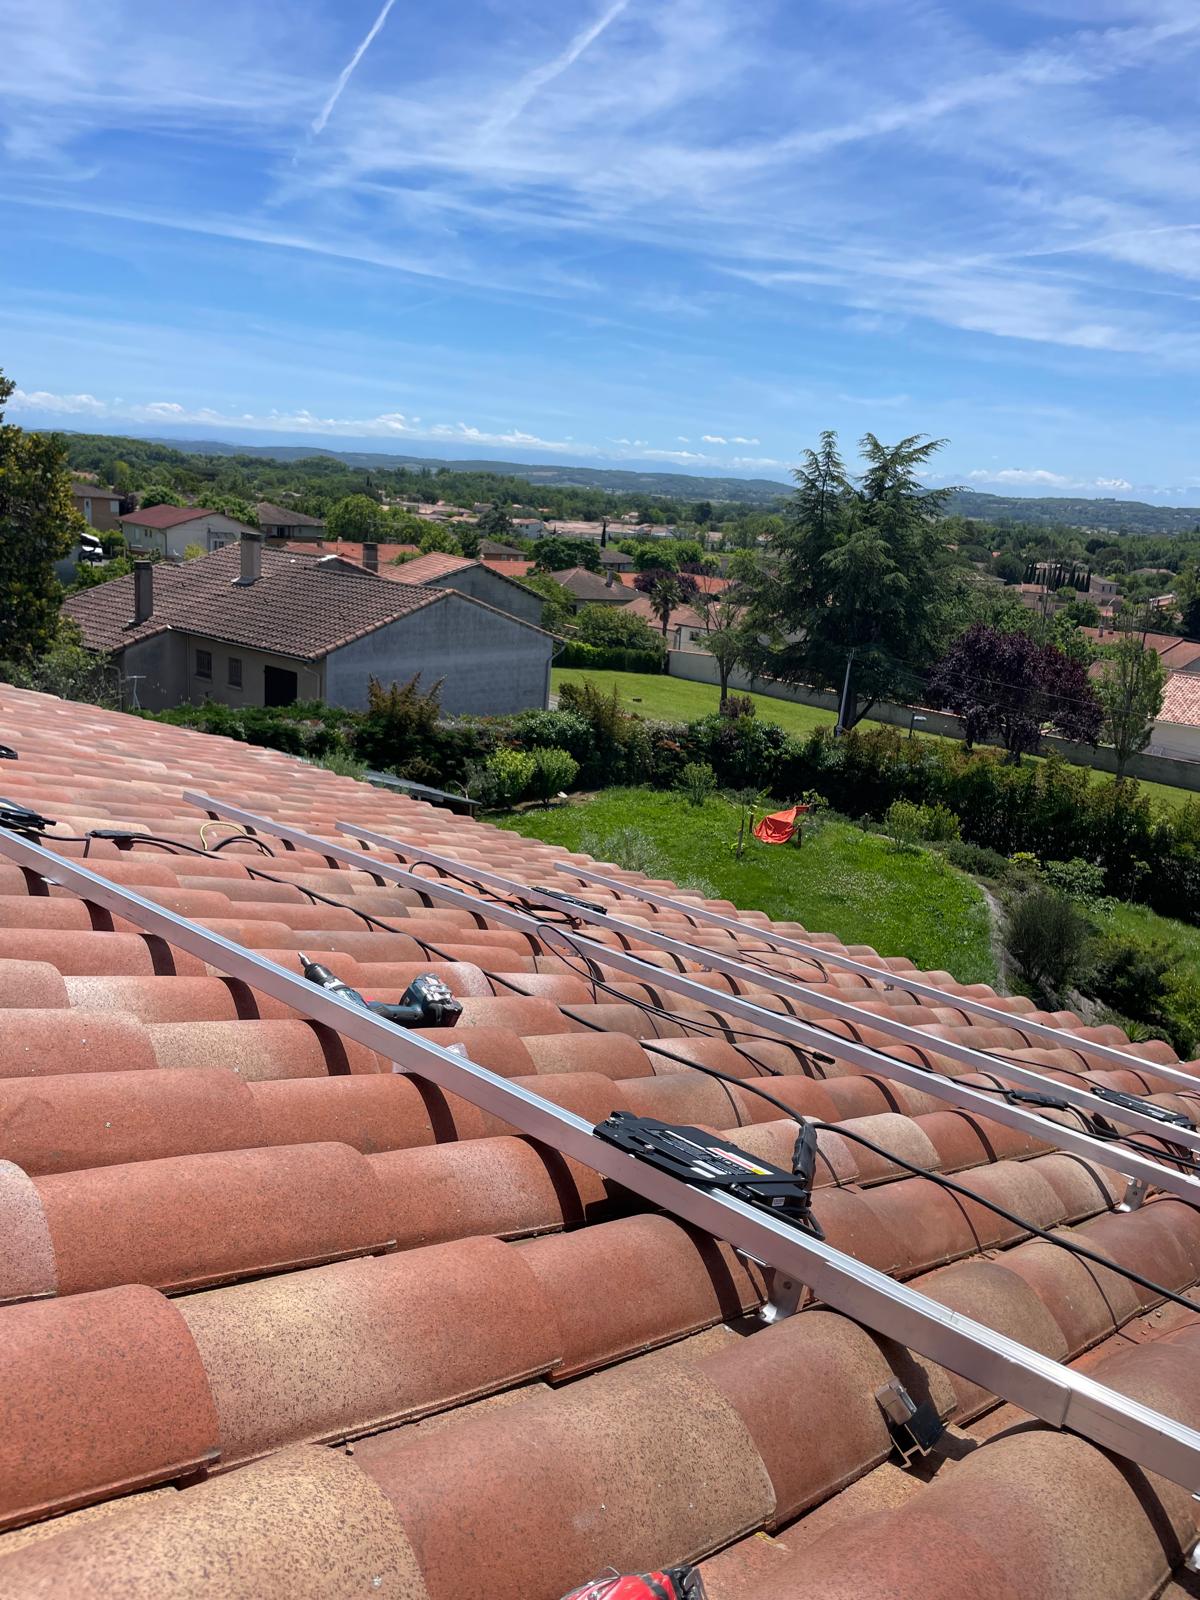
{"left": 0, "top": 799, "right": 54, "bottom": 837}
{"left": 0, "top": 744, "right": 17, "bottom": 761}
{"left": 530, "top": 887, "right": 606, "bottom": 915}
{"left": 1090, "top": 1084, "right": 1191, "bottom": 1128}
{"left": 298, "top": 954, "right": 461, "bottom": 1029}
{"left": 594, "top": 1110, "right": 825, "bottom": 1237}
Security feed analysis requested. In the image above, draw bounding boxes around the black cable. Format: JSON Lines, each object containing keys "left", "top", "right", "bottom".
{"left": 28, "top": 816, "right": 1199, "bottom": 1310}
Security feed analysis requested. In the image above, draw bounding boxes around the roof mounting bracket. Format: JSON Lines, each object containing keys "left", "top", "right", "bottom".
{"left": 875, "top": 1379, "right": 946, "bottom": 1463}
{"left": 1118, "top": 1176, "right": 1151, "bottom": 1213}
{"left": 758, "top": 1273, "right": 805, "bottom": 1325}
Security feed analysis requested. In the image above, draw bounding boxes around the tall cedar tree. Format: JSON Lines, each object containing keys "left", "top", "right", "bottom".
{"left": 745, "top": 431, "right": 960, "bottom": 726}
{"left": 929, "top": 622, "right": 1103, "bottom": 761}
{"left": 0, "top": 372, "right": 81, "bottom": 660}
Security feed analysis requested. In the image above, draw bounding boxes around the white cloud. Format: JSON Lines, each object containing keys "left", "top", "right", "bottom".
{"left": 311, "top": 0, "right": 397, "bottom": 137}
{"left": 968, "top": 467, "right": 1075, "bottom": 487}
{"left": 701, "top": 434, "right": 727, "bottom": 444}
{"left": 966, "top": 466, "right": 1135, "bottom": 492}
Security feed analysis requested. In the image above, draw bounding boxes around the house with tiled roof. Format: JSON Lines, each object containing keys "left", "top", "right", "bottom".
{"left": 0, "top": 682, "right": 1198, "bottom": 1593}
{"left": 1085, "top": 625, "right": 1200, "bottom": 673}
{"left": 621, "top": 590, "right": 708, "bottom": 650}
{"left": 64, "top": 538, "right": 554, "bottom": 715}
{"left": 255, "top": 501, "right": 326, "bottom": 542}
{"left": 119, "top": 505, "right": 257, "bottom": 561}
{"left": 552, "top": 566, "right": 631, "bottom": 610}
{"left": 387, "top": 553, "right": 545, "bottom": 628}
{"left": 69, "top": 481, "right": 131, "bottom": 532}
{"left": 1149, "top": 672, "right": 1200, "bottom": 763}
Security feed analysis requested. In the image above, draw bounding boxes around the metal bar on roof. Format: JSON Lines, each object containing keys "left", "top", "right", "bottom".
{"left": 334, "top": 822, "right": 1200, "bottom": 1163}
{"left": 4, "top": 821, "right": 1200, "bottom": 1497}
{"left": 555, "top": 861, "right": 1200, "bottom": 1089}
{"left": 178, "top": 793, "right": 1200, "bottom": 1208}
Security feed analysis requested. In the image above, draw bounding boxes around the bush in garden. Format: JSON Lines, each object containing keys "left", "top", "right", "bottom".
{"left": 941, "top": 840, "right": 1012, "bottom": 879}
{"left": 475, "top": 747, "right": 536, "bottom": 808}
{"left": 1042, "top": 857, "right": 1109, "bottom": 908}
{"left": 884, "top": 799, "right": 924, "bottom": 851}
{"left": 677, "top": 761, "right": 717, "bottom": 806}
{"left": 1004, "top": 888, "right": 1090, "bottom": 995}
{"left": 528, "top": 746, "right": 579, "bottom": 805}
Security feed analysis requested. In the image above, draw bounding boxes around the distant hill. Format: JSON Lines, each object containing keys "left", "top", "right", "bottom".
{"left": 46, "top": 429, "right": 1200, "bottom": 531}
{"left": 942, "top": 489, "right": 1200, "bottom": 536}
{"left": 141, "top": 437, "right": 791, "bottom": 506}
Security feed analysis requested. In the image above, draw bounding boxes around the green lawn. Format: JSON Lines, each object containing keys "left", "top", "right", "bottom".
{"left": 500, "top": 786, "right": 998, "bottom": 985}
{"left": 551, "top": 667, "right": 1199, "bottom": 814}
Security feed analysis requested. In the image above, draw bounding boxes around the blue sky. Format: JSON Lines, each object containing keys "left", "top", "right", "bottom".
{"left": 1, "top": 0, "right": 1199, "bottom": 497}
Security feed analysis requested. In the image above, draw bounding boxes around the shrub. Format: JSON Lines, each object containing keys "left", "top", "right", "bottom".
{"left": 884, "top": 799, "right": 924, "bottom": 851}
{"left": 355, "top": 674, "right": 444, "bottom": 769}
{"left": 578, "top": 823, "right": 664, "bottom": 877}
{"left": 476, "top": 747, "right": 536, "bottom": 808}
{"left": 528, "top": 746, "right": 579, "bottom": 805}
{"left": 677, "top": 761, "right": 717, "bottom": 806}
{"left": 316, "top": 750, "right": 368, "bottom": 780}
{"left": 941, "top": 840, "right": 1012, "bottom": 879}
{"left": 1004, "top": 888, "right": 1090, "bottom": 995}
{"left": 508, "top": 708, "right": 592, "bottom": 764}
{"left": 1042, "top": 857, "right": 1109, "bottom": 908}
{"left": 914, "top": 803, "right": 961, "bottom": 843}
{"left": 1088, "top": 934, "right": 1172, "bottom": 1026}
{"left": 720, "top": 694, "right": 756, "bottom": 720}
{"left": 556, "top": 642, "right": 665, "bottom": 673}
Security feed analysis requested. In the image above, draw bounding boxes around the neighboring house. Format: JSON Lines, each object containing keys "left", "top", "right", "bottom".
{"left": 1148, "top": 674, "right": 1200, "bottom": 762}
{"left": 1085, "top": 626, "right": 1200, "bottom": 674}
{"left": 256, "top": 502, "right": 326, "bottom": 542}
{"left": 70, "top": 482, "right": 130, "bottom": 531}
{"left": 284, "top": 540, "right": 419, "bottom": 567}
{"left": 511, "top": 518, "right": 546, "bottom": 538}
{"left": 120, "top": 506, "right": 256, "bottom": 560}
{"left": 478, "top": 539, "right": 525, "bottom": 560}
{"left": 387, "top": 552, "right": 545, "bottom": 628}
{"left": 64, "top": 539, "right": 555, "bottom": 716}
{"left": 482, "top": 558, "right": 535, "bottom": 578}
{"left": 597, "top": 547, "right": 634, "bottom": 573}
{"left": 621, "top": 592, "right": 707, "bottom": 650}
{"left": 553, "top": 566, "right": 631, "bottom": 611}
{"left": 1088, "top": 573, "right": 1121, "bottom": 604}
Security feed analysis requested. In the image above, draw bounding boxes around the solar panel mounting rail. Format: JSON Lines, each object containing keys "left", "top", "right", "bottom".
{"left": 4, "top": 816, "right": 1200, "bottom": 1499}
{"left": 333, "top": 817, "right": 1200, "bottom": 1173}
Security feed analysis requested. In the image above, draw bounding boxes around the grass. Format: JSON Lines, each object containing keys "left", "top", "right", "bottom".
{"left": 551, "top": 667, "right": 1200, "bottom": 814}
{"left": 499, "top": 786, "right": 998, "bottom": 986}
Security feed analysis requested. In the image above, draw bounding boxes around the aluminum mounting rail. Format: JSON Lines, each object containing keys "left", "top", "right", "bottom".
{"left": 557, "top": 861, "right": 1192, "bottom": 1085}
{"left": 6, "top": 821, "right": 1200, "bottom": 1497}
{"left": 333, "top": 821, "right": 1200, "bottom": 1163}
{"left": 179, "top": 794, "right": 1200, "bottom": 1208}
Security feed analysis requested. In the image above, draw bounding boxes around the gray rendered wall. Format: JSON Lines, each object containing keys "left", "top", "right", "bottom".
{"left": 436, "top": 568, "right": 545, "bottom": 627}
{"left": 326, "top": 595, "right": 552, "bottom": 715}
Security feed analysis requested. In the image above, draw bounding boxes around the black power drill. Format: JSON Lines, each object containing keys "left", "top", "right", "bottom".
{"left": 298, "top": 954, "right": 462, "bottom": 1028}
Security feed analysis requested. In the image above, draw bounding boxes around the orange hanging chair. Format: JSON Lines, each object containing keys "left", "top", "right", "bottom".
{"left": 752, "top": 803, "right": 809, "bottom": 845}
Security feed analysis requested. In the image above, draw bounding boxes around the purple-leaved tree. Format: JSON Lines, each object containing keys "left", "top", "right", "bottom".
{"left": 929, "top": 623, "right": 1103, "bottom": 761}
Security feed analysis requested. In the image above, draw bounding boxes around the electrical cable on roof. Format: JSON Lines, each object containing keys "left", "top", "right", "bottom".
{"left": 121, "top": 819, "right": 1199, "bottom": 1320}
{"left": 16, "top": 811, "right": 1196, "bottom": 1294}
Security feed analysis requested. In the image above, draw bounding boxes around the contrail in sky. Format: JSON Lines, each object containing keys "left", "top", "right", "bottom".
{"left": 312, "top": 0, "right": 398, "bottom": 136}
{"left": 484, "top": 0, "right": 631, "bottom": 135}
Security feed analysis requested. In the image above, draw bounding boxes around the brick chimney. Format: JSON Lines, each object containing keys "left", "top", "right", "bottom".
{"left": 363, "top": 541, "right": 379, "bottom": 573}
{"left": 234, "top": 530, "right": 263, "bottom": 586}
{"left": 132, "top": 560, "right": 153, "bottom": 624}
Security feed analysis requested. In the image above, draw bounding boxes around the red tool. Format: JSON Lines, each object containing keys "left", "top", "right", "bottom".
{"left": 560, "top": 1568, "right": 706, "bottom": 1599}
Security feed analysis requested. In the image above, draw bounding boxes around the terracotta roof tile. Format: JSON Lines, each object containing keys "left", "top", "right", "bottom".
{"left": 1160, "top": 673, "right": 1200, "bottom": 727}
{"left": 0, "top": 680, "right": 1196, "bottom": 1592}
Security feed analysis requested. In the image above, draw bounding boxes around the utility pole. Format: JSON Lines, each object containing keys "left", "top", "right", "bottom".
{"left": 834, "top": 649, "right": 855, "bottom": 737}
